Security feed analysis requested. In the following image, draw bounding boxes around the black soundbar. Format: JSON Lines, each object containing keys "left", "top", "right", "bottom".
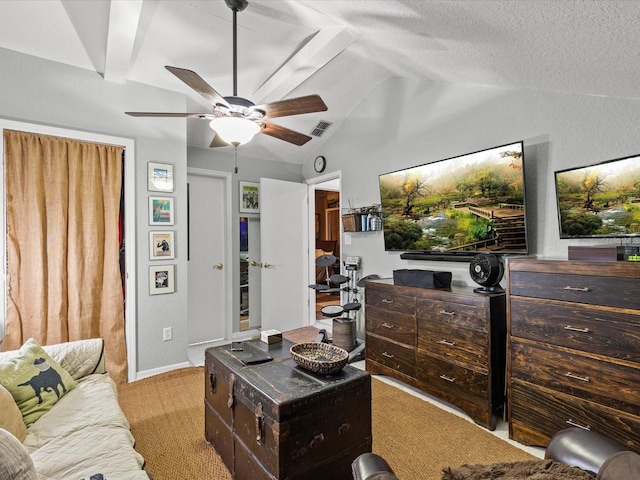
{"left": 400, "top": 251, "right": 478, "bottom": 262}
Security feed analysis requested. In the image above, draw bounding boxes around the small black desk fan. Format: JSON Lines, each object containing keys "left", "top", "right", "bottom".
{"left": 469, "top": 253, "right": 504, "bottom": 294}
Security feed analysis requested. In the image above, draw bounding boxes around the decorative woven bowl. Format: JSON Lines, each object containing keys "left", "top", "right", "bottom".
{"left": 290, "top": 342, "right": 349, "bottom": 374}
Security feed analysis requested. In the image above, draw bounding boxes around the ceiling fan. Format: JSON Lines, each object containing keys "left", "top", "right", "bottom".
{"left": 125, "top": 0, "right": 328, "bottom": 148}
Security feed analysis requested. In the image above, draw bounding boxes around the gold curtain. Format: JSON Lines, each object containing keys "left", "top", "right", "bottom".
{"left": 3, "top": 129, "right": 127, "bottom": 385}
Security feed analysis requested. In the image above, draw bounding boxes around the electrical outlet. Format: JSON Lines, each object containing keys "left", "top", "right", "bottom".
{"left": 163, "top": 327, "right": 172, "bottom": 342}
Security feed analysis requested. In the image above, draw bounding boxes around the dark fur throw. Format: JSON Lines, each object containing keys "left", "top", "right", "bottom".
{"left": 441, "top": 459, "right": 595, "bottom": 480}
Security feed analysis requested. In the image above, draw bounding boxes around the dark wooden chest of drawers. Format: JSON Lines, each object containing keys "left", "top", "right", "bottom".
{"left": 364, "top": 279, "right": 506, "bottom": 430}
{"left": 204, "top": 340, "right": 372, "bottom": 479}
{"left": 506, "top": 258, "right": 640, "bottom": 453}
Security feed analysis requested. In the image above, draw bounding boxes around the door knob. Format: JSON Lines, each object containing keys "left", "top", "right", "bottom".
{"left": 213, "top": 263, "right": 224, "bottom": 270}
{"left": 250, "top": 261, "right": 262, "bottom": 267}
{"left": 263, "top": 263, "right": 273, "bottom": 269}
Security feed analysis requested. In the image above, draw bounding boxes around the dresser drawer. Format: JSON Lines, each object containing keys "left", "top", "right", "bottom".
{"left": 510, "top": 382, "right": 640, "bottom": 452}
{"left": 510, "top": 297, "right": 640, "bottom": 363}
{"left": 365, "top": 283, "right": 414, "bottom": 315}
{"left": 366, "top": 309, "right": 415, "bottom": 346}
{"left": 417, "top": 298, "right": 488, "bottom": 332}
{"left": 416, "top": 352, "right": 493, "bottom": 428}
{"left": 416, "top": 352, "right": 488, "bottom": 402}
{"left": 511, "top": 341, "right": 640, "bottom": 416}
{"left": 417, "top": 320, "right": 488, "bottom": 371}
{"left": 366, "top": 335, "right": 415, "bottom": 377}
{"left": 509, "top": 271, "right": 640, "bottom": 310}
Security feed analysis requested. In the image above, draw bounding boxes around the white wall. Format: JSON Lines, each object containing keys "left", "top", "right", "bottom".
{"left": 4, "top": 47, "right": 639, "bottom": 373}
{"left": 0, "top": 48, "right": 190, "bottom": 375}
{"left": 304, "top": 77, "right": 640, "bottom": 285}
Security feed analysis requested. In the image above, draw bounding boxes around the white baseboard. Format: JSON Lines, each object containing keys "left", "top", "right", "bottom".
{"left": 135, "top": 361, "right": 192, "bottom": 381}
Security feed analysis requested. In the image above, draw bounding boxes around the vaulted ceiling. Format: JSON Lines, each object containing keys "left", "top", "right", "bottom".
{"left": 1, "top": 0, "right": 639, "bottom": 163}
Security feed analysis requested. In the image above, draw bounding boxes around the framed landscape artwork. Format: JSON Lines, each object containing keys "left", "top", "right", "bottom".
{"left": 147, "top": 162, "right": 174, "bottom": 192}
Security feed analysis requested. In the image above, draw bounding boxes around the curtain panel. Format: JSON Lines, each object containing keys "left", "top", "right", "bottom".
{"left": 3, "top": 129, "right": 127, "bottom": 385}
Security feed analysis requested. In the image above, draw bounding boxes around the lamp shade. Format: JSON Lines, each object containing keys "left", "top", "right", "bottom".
{"left": 209, "top": 117, "right": 261, "bottom": 146}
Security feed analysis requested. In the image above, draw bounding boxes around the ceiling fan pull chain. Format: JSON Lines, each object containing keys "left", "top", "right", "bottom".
{"left": 234, "top": 145, "right": 238, "bottom": 174}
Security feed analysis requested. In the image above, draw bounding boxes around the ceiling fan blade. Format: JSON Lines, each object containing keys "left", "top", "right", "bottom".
{"left": 165, "top": 66, "right": 230, "bottom": 108}
{"left": 252, "top": 94, "right": 327, "bottom": 119}
{"left": 125, "top": 112, "right": 216, "bottom": 119}
{"left": 259, "top": 121, "right": 312, "bottom": 146}
{"left": 210, "top": 134, "right": 229, "bottom": 148}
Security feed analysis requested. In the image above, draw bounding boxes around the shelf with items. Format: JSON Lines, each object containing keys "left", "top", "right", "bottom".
{"left": 342, "top": 205, "right": 382, "bottom": 232}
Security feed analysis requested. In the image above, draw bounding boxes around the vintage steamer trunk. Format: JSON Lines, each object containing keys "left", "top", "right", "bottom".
{"left": 205, "top": 339, "right": 372, "bottom": 480}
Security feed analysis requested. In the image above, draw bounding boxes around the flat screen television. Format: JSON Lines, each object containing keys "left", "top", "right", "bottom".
{"left": 378, "top": 141, "right": 528, "bottom": 261}
{"left": 554, "top": 153, "right": 640, "bottom": 239}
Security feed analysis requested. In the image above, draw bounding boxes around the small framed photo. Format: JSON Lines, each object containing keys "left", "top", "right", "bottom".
{"left": 148, "top": 162, "right": 174, "bottom": 192}
{"left": 239, "top": 181, "right": 260, "bottom": 214}
{"left": 149, "top": 231, "right": 175, "bottom": 260}
{"left": 149, "top": 265, "right": 175, "bottom": 295}
{"left": 149, "top": 196, "right": 174, "bottom": 225}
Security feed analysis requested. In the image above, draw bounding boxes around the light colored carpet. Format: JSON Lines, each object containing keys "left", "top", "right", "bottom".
{"left": 118, "top": 367, "right": 535, "bottom": 480}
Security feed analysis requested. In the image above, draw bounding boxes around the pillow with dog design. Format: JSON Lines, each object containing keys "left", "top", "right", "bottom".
{"left": 0, "top": 338, "right": 77, "bottom": 426}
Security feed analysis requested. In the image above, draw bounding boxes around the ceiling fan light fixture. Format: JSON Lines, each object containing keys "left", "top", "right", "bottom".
{"left": 209, "top": 117, "right": 261, "bottom": 146}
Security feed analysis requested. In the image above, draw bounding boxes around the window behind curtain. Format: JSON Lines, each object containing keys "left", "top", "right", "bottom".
{"left": 3, "top": 129, "right": 127, "bottom": 385}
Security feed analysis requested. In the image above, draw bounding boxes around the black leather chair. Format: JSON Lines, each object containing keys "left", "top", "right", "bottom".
{"left": 544, "top": 427, "right": 629, "bottom": 475}
{"left": 351, "top": 452, "right": 399, "bottom": 480}
{"left": 352, "top": 428, "right": 633, "bottom": 480}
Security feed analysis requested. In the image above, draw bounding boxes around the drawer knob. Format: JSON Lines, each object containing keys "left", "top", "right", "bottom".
{"left": 565, "top": 372, "right": 590, "bottom": 382}
{"left": 440, "top": 374, "right": 456, "bottom": 383}
{"left": 564, "top": 325, "right": 590, "bottom": 333}
{"left": 381, "top": 322, "right": 395, "bottom": 329}
{"left": 566, "top": 419, "right": 591, "bottom": 431}
{"left": 439, "top": 310, "right": 456, "bottom": 316}
{"left": 382, "top": 299, "right": 394, "bottom": 304}
{"left": 382, "top": 351, "right": 395, "bottom": 359}
{"left": 438, "top": 339, "right": 456, "bottom": 346}
{"left": 563, "top": 286, "right": 590, "bottom": 292}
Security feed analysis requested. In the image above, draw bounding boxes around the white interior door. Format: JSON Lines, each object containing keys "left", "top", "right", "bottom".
{"left": 260, "top": 178, "right": 309, "bottom": 333}
{"left": 187, "top": 170, "right": 231, "bottom": 345}
{"left": 247, "top": 216, "right": 262, "bottom": 329}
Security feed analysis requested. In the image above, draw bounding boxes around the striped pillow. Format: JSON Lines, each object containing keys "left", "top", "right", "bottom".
{"left": 0, "top": 427, "right": 37, "bottom": 480}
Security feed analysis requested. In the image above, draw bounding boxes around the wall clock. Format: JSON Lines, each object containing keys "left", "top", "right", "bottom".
{"left": 314, "top": 155, "right": 326, "bottom": 173}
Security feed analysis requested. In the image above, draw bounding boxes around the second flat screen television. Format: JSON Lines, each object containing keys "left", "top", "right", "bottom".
{"left": 378, "top": 141, "right": 528, "bottom": 260}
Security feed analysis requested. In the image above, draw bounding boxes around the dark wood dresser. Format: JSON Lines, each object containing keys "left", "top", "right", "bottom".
{"left": 204, "top": 339, "right": 372, "bottom": 480}
{"left": 506, "top": 257, "right": 640, "bottom": 452}
{"left": 364, "top": 279, "right": 507, "bottom": 430}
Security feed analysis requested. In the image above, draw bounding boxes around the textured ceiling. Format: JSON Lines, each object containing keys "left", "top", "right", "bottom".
{"left": 1, "top": 0, "right": 639, "bottom": 163}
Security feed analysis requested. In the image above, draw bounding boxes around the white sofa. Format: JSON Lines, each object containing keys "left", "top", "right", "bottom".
{"left": 0, "top": 338, "right": 149, "bottom": 480}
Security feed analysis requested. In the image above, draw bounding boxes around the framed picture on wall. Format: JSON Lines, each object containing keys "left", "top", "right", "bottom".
{"left": 239, "top": 181, "right": 259, "bottom": 214}
{"left": 149, "top": 264, "right": 175, "bottom": 295}
{"left": 147, "top": 162, "right": 174, "bottom": 192}
{"left": 149, "top": 196, "right": 175, "bottom": 225}
{"left": 149, "top": 231, "right": 175, "bottom": 260}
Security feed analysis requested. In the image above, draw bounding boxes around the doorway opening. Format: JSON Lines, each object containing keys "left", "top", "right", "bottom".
{"left": 312, "top": 178, "right": 341, "bottom": 328}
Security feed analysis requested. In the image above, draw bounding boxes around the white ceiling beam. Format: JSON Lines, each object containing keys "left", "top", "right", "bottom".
{"left": 252, "top": 25, "right": 360, "bottom": 102}
{"left": 104, "top": 0, "right": 144, "bottom": 83}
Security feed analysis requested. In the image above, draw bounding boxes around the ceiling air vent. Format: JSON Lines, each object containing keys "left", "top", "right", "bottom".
{"left": 310, "top": 121, "right": 332, "bottom": 137}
